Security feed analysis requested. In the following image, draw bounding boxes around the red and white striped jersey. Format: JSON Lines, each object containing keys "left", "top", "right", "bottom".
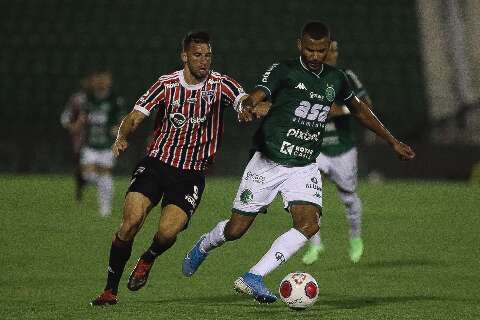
{"left": 133, "top": 69, "right": 246, "bottom": 171}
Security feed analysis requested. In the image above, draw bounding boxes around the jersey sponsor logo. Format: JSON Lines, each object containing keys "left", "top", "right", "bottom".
{"left": 169, "top": 113, "right": 187, "bottom": 128}
{"left": 261, "top": 63, "right": 279, "bottom": 83}
{"left": 208, "top": 79, "right": 220, "bottom": 85}
{"left": 325, "top": 84, "right": 335, "bottom": 102}
{"left": 165, "top": 82, "right": 179, "bottom": 89}
{"left": 309, "top": 92, "right": 324, "bottom": 100}
{"left": 286, "top": 128, "right": 320, "bottom": 142}
{"left": 280, "top": 141, "right": 314, "bottom": 159}
{"left": 187, "top": 97, "right": 197, "bottom": 104}
{"left": 240, "top": 189, "right": 253, "bottom": 204}
{"left": 305, "top": 182, "right": 321, "bottom": 191}
{"left": 295, "top": 82, "right": 307, "bottom": 90}
{"left": 245, "top": 171, "right": 265, "bottom": 184}
{"left": 201, "top": 90, "right": 215, "bottom": 104}
{"left": 169, "top": 113, "right": 207, "bottom": 128}
{"left": 185, "top": 185, "right": 200, "bottom": 208}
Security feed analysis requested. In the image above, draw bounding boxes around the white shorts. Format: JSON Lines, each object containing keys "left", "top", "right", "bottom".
{"left": 80, "top": 147, "right": 115, "bottom": 168}
{"left": 232, "top": 152, "right": 322, "bottom": 215}
{"left": 316, "top": 148, "right": 358, "bottom": 193}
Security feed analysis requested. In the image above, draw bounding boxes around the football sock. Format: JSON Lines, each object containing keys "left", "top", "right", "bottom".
{"left": 141, "top": 233, "right": 175, "bottom": 263}
{"left": 83, "top": 171, "right": 98, "bottom": 184}
{"left": 249, "top": 228, "right": 308, "bottom": 277}
{"left": 310, "top": 232, "right": 322, "bottom": 246}
{"left": 105, "top": 233, "right": 133, "bottom": 294}
{"left": 339, "top": 191, "right": 362, "bottom": 238}
{"left": 199, "top": 220, "right": 228, "bottom": 253}
{"left": 97, "top": 174, "right": 113, "bottom": 216}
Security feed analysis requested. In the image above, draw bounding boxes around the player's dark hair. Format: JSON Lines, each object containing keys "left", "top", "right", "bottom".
{"left": 182, "top": 31, "right": 210, "bottom": 51}
{"left": 301, "top": 21, "right": 330, "bottom": 40}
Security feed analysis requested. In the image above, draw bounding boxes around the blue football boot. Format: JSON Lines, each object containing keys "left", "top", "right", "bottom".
{"left": 182, "top": 235, "right": 208, "bottom": 277}
{"left": 234, "top": 272, "right": 277, "bottom": 303}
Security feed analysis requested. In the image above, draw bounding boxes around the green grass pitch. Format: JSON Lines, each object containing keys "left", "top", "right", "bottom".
{"left": 0, "top": 175, "right": 479, "bottom": 319}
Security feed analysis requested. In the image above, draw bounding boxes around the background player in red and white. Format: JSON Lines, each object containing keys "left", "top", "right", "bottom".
{"left": 90, "top": 31, "right": 267, "bottom": 306}
{"left": 302, "top": 38, "right": 373, "bottom": 265}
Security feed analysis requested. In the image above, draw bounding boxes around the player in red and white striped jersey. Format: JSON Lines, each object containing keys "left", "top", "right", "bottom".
{"left": 91, "top": 31, "right": 268, "bottom": 306}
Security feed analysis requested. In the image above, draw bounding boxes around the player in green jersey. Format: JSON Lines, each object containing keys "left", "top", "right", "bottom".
{"left": 183, "top": 21, "right": 415, "bottom": 304}
{"left": 62, "top": 68, "right": 125, "bottom": 216}
{"left": 302, "top": 38, "right": 372, "bottom": 265}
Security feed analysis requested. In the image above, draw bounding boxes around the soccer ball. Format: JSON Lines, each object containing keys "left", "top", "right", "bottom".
{"left": 278, "top": 272, "right": 319, "bottom": 310}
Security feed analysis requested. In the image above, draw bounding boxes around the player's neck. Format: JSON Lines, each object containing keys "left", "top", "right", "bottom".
{"left": 183, "top": 68, "right": 207, "bottom": 85}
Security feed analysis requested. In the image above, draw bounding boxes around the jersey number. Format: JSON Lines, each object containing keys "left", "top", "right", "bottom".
{"left": 294, "top": 101, "right": 329, "bottom": 122}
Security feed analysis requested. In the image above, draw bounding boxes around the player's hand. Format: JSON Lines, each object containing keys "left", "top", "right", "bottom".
{"left": 392, "top": 141, "right": 415, "bottom": 160}
{"left": 238, "top": 106, "right": 254, "bottom": 122}
{"left": 112, "top": 137, "right": 128, "bottom": 158}
{"left": 252, "top": 101, "right": 272, "bottom": 119}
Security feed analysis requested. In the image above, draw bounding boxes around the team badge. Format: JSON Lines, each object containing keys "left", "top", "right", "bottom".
{"left": 240, "top": 189, "right": 253, "bottom": 204}
{"left": 201, "top": 90, "right": 215, "bottom": 104}
{"left": 325, "top": 84, "right": 335, "bottom": 102}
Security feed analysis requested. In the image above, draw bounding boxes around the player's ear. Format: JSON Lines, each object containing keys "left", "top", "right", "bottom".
{"left": 181, "top": 51, "right": 187, "bottom": 64}
{"left": 297, "top": 39, "right": 302, "bottom": 52}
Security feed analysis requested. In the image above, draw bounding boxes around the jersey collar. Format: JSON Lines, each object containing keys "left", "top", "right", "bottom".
{"left": 299, "top": 57, "right": 324, "bottom": 78}
{"left": 179, "top": 69, "right": 208, "bottom": 90}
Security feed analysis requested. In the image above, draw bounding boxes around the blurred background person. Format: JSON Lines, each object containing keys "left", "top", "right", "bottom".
{"left": 302, "top": 37, "right": 373, "bottom": 265}
{"left": 61, "top": 68, "right": 125, "bottom": 216}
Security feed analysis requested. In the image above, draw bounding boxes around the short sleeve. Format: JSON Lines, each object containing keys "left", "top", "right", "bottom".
{"left": 344, "top": 69, "right": 369, "bottom": 99}
{"left": 220, "top": 75, "right": 247, "bottom": 111}
{"left": 334, "top": 70, "right": 355, "bottom": 104}
{"left": 254, "top": 62, "right": 288, "bottom": 99}
{"left": 133, "top": 79, "right": 165, "bottom": 116}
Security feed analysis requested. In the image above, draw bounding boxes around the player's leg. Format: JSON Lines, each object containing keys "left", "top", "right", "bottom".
{"left": 330, "top": 148, "right": 363, "bottom": 262}
{"left": 73, "top": 149, "right": 86, "bottom": 202}
{"left": 91, "top": 191, "right": 153, "bottom": 306}
{"left": 302, "top": 153, "right": 329, "bottom": 264}
{"left": 95, "top": 149, "right": 116, "bottom": 217}
{"left": 182, "top": 213, "right": 256, "bottom": 277}
{"left": 235, "top": 163, "right": 322, "bottom": 303}
{"left": 80, "top": 147, "right": 98, "bottom": 185}
{"left": 183, "top": 151, "right": 278, "bottom": 278}
{"left": 91, "top": 158, "right": 160, "bottom": 306}
{"left": 129, "top": 163, "right": 205, "bottom": 291}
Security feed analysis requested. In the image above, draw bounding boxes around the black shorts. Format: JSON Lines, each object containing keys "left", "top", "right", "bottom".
{"left": 127, "top": 157, "right": 205, "bottom": 219}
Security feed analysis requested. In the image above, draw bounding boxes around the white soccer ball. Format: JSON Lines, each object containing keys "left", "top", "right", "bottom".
{"left": 278, "top": 272, "right": 319, "bottom": 310}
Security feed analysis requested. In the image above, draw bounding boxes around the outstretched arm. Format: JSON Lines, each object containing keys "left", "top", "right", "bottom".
{"left": 345, "top": 97, "right": 415, "bottom": 160}
{"left": 112, "top": 110, "right": 147, "bottom": 158}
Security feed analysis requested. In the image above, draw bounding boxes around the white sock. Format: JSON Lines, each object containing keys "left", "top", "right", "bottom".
{"left": 339, "top": 191, "right": 362, "bottom": 238}
{"left": 309, "top": 232, "right": 322, "bottom": 247}
{"left": 199, "top": 220, "right": 228, "bottom": 253}
{"left": 97, "top": 174, "right": 113, "bottom": 217}
{"left": 83, "top": 171, "right": 98, "bottom": 184}
{"left": 309, "top": 216, "right": 322, "bottom": 246}
{"left": 249, "top": 228, "right": 308, "bottom": 277}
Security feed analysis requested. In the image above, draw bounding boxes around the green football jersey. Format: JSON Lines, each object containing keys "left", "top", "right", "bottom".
{"left": 321, "top": 68, "right": 370, "bottom": 156}
{"left": 85, "top": 93, "right": 125, "bottom": 150}
{"left": 253, "top": 58, "right": 354, "bottom": 166}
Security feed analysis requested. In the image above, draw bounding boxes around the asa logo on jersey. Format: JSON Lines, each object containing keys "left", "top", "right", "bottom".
{"left": 280, "top": 141, "right": 314, "bottom": 159}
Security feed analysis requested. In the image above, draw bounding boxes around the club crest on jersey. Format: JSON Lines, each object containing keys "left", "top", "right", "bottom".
{"left": 325, "top": 84, "right": 335, "bottom": 102}
{"left": 201, "top": 90, "right": 215, "bottom": 104}
{"left": 169, "top": 113, "right": 186, "bottom": 128}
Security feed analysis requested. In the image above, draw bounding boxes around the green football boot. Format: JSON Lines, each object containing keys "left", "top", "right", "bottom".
{"left": 302, "top": 244, "right": 325, "bottom": 265}
{"left": 349, "top": 237, "right": 364, "bottom": 263}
